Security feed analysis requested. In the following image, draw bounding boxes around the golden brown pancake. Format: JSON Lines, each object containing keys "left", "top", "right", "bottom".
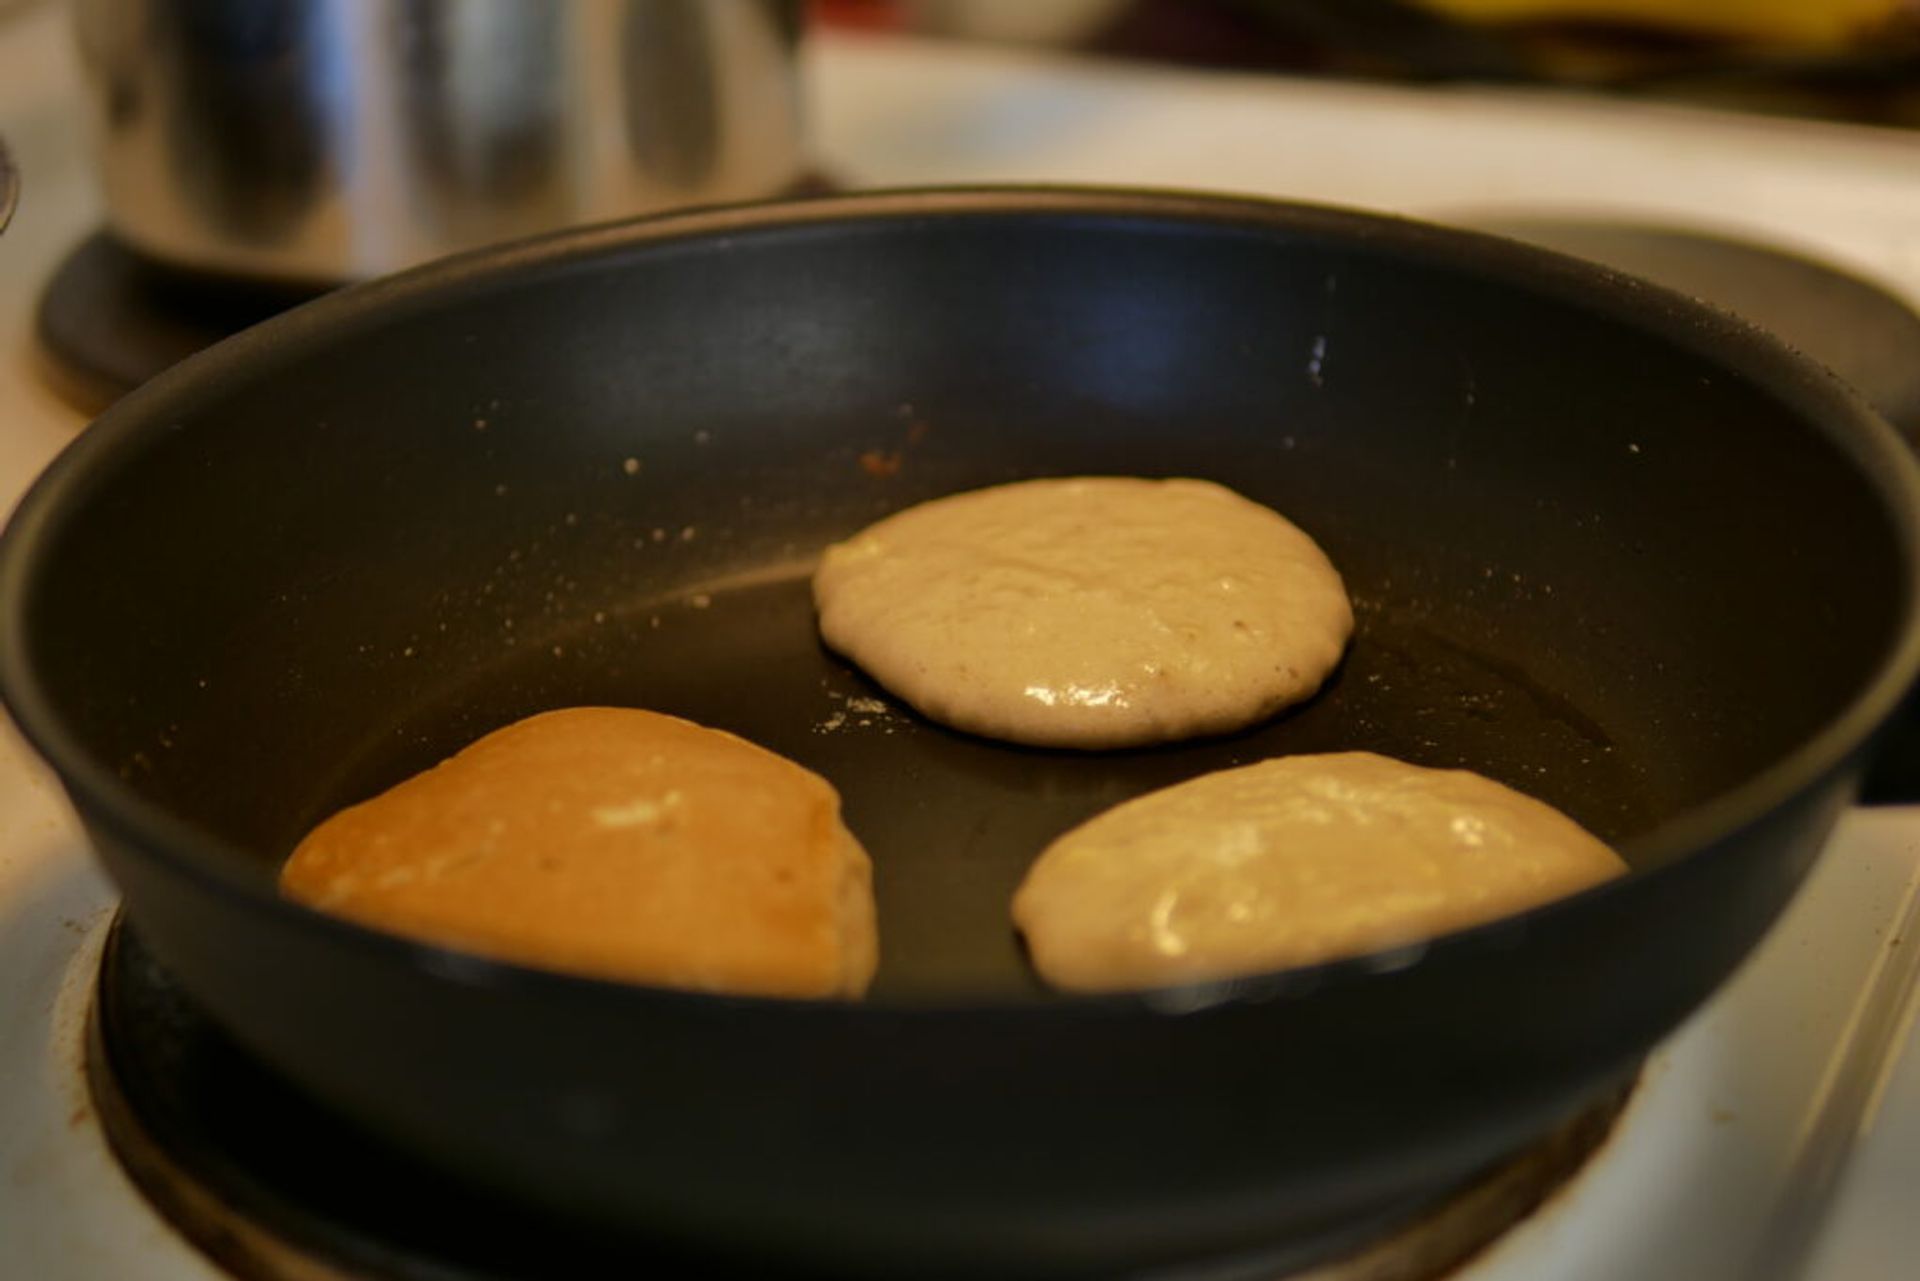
{"left": 281, "top": 707, "right": 877, "bottom": 998}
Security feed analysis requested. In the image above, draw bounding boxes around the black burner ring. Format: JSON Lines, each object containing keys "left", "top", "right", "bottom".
{"left": 34, "top": 233, "right": 329, "bottom": 415}
{"left": 88, "top": 914, "right": 1630, "bottom": 1281}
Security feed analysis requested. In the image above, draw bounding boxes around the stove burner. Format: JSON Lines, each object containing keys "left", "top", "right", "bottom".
{"left": 34, "top": 234, "right": 328, "bottom": 415}
{"left": 88, "top": 915, "right": 1632, "bottom": 1281}
{"left": 35, "top": 177, "right": 845, "bottom": 414}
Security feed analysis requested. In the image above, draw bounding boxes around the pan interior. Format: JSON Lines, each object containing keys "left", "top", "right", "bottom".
{"left": 296, "top": 562, "right": 1657, "bottom": 999}
{"left": 14, "top": 204, "right": 1909, "bottom": 1001}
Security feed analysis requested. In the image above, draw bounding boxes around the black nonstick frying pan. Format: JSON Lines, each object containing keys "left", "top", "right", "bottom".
{"left": 4, "top": 189, "right": 1919, "bottom": 1278}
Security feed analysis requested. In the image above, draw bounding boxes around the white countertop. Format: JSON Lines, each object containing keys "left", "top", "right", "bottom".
{"left": 2, "top": 5, "right": 1917, "bottom": 1278}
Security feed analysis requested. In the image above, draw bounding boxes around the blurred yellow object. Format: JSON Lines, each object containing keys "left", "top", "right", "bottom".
{"left": 1410, "top": 0, "right": 1903, "bottom": 46}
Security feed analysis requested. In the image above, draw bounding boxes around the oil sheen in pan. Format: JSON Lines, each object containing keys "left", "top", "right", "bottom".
{"left": 295, "top": 560, "right": 1662, "bottom": 1001}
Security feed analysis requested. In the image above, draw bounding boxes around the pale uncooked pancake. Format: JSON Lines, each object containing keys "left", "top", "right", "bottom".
{"left": 1012, "top": 751, "right": 1626, "bottom": 991}
{"left": 812, "top": 477, "right": 1353, "bottom": 748}
{"left": 280, "top": 707, "right": 877, "bottom": 998}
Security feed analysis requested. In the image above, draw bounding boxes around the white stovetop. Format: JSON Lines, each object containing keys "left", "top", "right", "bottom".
{"left": 3, "top": 6, "right": 1919, "bottom": 1279}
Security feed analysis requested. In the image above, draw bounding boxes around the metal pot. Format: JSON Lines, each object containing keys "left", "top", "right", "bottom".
{"left": 73, "top": 0, "right": 806, "bottom": 284}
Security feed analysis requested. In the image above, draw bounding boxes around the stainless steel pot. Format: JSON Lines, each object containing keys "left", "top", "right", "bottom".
{"left": 74, "top": 0, "right": 806, "bottom": 283}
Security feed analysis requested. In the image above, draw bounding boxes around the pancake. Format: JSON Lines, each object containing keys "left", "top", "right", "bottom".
{"left": 280, "top": 707, "right": 877, "bottom": 998}
{"left": 812, "top": 477, "right": 1352, "bottom": 749}
{"left": 1013, "top": 751, "right": 1626, "bottom": 991}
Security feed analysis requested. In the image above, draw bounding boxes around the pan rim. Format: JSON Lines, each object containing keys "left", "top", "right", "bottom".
{"left": 5, "top": 183, "right": 1919, "bottom": 1016}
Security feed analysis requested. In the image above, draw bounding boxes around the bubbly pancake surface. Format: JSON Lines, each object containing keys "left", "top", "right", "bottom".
{"left": 280, "top": 707, "right": 877, "bottom": 998}
{"left": 1013, "top": 751, "right": 1626, "bottom": 991}
{"left": 812, "top": 477, "right": 1353, "bottom": 748}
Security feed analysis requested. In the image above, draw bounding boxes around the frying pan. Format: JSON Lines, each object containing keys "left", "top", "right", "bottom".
{"left": 4, "top": 189, "right": 1919, "bottom": 1278}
